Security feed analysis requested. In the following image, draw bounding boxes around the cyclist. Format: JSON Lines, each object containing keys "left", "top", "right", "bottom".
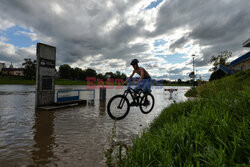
{"left": 124, "top": 59, "right": 152, "bottom": 105}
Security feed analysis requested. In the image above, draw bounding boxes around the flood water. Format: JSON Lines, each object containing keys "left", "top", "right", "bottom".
{"left": 0, "top": 85, "right": 190, "bottom": 167}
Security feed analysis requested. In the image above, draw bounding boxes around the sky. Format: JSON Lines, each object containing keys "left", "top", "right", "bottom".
{"left": 0, "top": 0, "right": 249, "bottom": 80}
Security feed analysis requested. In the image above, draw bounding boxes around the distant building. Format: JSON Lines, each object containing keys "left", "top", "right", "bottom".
{"left": 214, "top": 64, "right": 232, "bottom": 75}
{"left": 2, "top": 68, "right": 24, "bottom": 76}
{"left": 229, "top": 52, "right": 250, "bottom": 73}
{"left": 0, "top": 62, "right": 6, "bottom": 72}
{"left": 211, "top": 51, "right": 250, "bottom": 80}
{"left": 1, "top": 63, "right": 24, "bottom": 76}
{"left": 210, "top": 39, "right": 250, "bottom": 80}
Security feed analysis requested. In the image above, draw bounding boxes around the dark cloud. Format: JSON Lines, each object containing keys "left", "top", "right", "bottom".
{"left": 185, "top": 56, "right": 210, "bottom": 67}
{"left": 167, "top": 67, "right": 190, "bottom": 74}
{"left": 0, "top": 0, "right": 146, "bottom": 66}
{"left": 153, "top": 0, "right": 250, "bottom": 56}
{"left": 0, "top": 0, "right": 249, "bottom": 80}
{"left": 169, "top": 36, "right": 189, "bottom": 51}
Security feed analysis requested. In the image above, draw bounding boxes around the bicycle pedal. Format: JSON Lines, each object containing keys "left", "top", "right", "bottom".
{"left": 130, "top": 102, "right": 138, "bottom": 106}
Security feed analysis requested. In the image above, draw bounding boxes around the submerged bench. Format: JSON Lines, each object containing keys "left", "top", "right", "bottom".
{"left": 37, "top": 89, "right": 95, "bottom": 110}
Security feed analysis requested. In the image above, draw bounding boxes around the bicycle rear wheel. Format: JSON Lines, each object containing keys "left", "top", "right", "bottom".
{"left": 107, "top": 95, "right": 130, "bottom": 120}
{"left": 140, "top": 94, "right": 155, "bottom": 114}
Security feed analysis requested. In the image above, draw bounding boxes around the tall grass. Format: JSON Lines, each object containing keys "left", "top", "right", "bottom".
{"left": 115, "top": 70, "right": 250, "bottom": 166}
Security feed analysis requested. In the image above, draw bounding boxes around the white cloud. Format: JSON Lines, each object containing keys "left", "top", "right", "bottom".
{"left": 0, "top": 17, "right": 15, "bottom": 31}
{"left": 15, "top": 31, "right": 39, "bottom": 41}
{"left": 51, "top": 2, "right": 64, "bottom": 15}
{"left": 0, "top": 41, "right": 36, "bottom": 67}
{"left": 0, "top": 0, "right": 249, "bottom": 80}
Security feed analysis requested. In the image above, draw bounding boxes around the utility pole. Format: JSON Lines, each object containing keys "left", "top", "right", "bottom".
{"left": 192, "top": 54, "right": 195, "bottom": 87}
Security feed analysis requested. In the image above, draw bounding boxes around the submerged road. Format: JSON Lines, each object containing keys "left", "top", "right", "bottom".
{"left": 0, "top": 85, "right": 190, "bottom": 167}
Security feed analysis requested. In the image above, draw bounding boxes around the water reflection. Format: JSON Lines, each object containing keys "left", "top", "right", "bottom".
{"left": 163, "top": 88, "right": 179, "bottom": 103}
{"left": 31, "top": 110, "right": 58, "bottom": 166}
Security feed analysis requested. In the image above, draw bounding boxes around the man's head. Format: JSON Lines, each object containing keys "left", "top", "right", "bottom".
{"left": 130, "top": 59, "right": 139, "bottom": 69}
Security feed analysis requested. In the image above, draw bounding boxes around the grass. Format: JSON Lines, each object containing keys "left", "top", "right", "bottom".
{"left": 0, "top": 76, "right": 35, "bottom": 85}
{"left": 110, "top": 70, "right": 250, "bottom": 166}
{"left": 184, "top": 87, "right": 197, "bottom": 97}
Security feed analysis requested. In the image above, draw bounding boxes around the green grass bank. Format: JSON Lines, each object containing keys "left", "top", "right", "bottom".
{"left": 0, "top": 76, "right": 35, "bottom": 85}
{"left": 111, "top": 70, "right": 250, "bottom": 166}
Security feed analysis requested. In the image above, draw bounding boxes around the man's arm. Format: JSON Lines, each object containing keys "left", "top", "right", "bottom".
{"left": 124, "top": 70, "right": 135, "bottom": 84}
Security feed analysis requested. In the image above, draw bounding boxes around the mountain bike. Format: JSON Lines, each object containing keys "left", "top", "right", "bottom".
{"left": 107, "top": 84, "right": 155, "bottom": 120}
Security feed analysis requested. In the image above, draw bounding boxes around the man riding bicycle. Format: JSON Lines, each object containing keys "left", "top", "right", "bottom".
{"left": 124, "top": 59, "right": 152, "bottom": 105}
{"left": 107, "top": 59, "right": 154, "bottom": 120}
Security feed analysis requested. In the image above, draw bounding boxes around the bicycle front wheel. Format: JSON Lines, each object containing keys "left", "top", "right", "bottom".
{"left": 140, "top": 94, "right": 155, "bottom": 114}
{"left": 107, "top": 95, "right": 130, "bottom": 120}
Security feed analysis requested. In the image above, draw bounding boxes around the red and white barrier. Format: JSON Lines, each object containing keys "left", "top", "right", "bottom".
{"left": 164, "top": 89, "right": 178, "bottom": 93}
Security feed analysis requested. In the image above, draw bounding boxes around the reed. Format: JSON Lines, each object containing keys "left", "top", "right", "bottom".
{"left": 114, "top": 70, "right": 250, "bottom": 166}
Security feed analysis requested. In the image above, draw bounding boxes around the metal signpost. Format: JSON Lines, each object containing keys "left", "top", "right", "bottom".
{"left": 35, "top": 43, "right": 56, "bottom": 108}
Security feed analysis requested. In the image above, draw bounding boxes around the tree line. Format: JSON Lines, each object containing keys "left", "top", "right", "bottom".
{"left": 20, "top": 59, "right": 127, "bottom": 81}
{"left": 59, "top": 64, "right": 127, "bottom": 81}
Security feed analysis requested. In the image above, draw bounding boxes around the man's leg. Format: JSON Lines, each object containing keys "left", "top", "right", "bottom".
{"left": 132, "top": 81, "right": 143, "bottom": 104}
{"left": 143, "top": 80, "right": 151, "bottom": 103}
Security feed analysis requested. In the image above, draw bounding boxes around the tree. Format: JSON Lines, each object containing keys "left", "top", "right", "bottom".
{"left": 85, "top": 68, "right": 97, "bottom": 78}
{"left": 97, "top": 73, "right": 105, "bottom": 80}
{"left": 177, "top": 79, "right": 182, "bottom": 83}
{"left": 105, "top": 72, "right": 115, "bottom": 79}
{"left": 120, "top": 73, "right": 127, "bottom": 80}
{"left": 209, "top": 51, "right": 232, "bottom": 72}
{"left": 22, "top": 59, "right": 36, "bottom": 80}
{"left": 59, "top": 64, "right": 72, "bottom": 79}
{"left": 73, "top": 67, "right": 83, "bottom": 80}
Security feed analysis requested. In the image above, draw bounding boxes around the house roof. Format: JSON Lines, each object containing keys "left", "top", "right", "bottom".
{"left": 243, "top": 38, "right": 250, "bottom": 47}
{"left": 230, "top": 52, "right": 250, "bottom": 67}
{"left": 215, "top": 64, "right": 232, "bottom": 74}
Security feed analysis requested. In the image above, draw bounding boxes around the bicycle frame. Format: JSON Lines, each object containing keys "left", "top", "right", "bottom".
{"left": 117, "top": 85, "right": 143, "bottom": 109}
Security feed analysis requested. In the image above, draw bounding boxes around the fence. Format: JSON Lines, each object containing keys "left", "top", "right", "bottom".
{"left": 56, "top": 89, "right": 95, "bottom": 103}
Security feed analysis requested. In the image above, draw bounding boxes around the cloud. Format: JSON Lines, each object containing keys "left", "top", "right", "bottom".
{"left": 167, "top": 67, "right": 190, "bottom": 74}
{"left": 15, "top": 31, "right": 39, "bottom": 41}
{"left": 0, "top": 41, "right": 35, "bottom": 67}
{"left": 0, "top": 17, "right": 15, "bottom": 30}
{"left": 0, "top": 0, "right": 249, "bottom": 80}
{"left": 169, "top": 36, "right": 189, "bottom": 52}
{"left": 0, "top": 0, "right": 148, "bottom": 66}
{"left": 154, "top": 0, "right": 250, "bottom": 54}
